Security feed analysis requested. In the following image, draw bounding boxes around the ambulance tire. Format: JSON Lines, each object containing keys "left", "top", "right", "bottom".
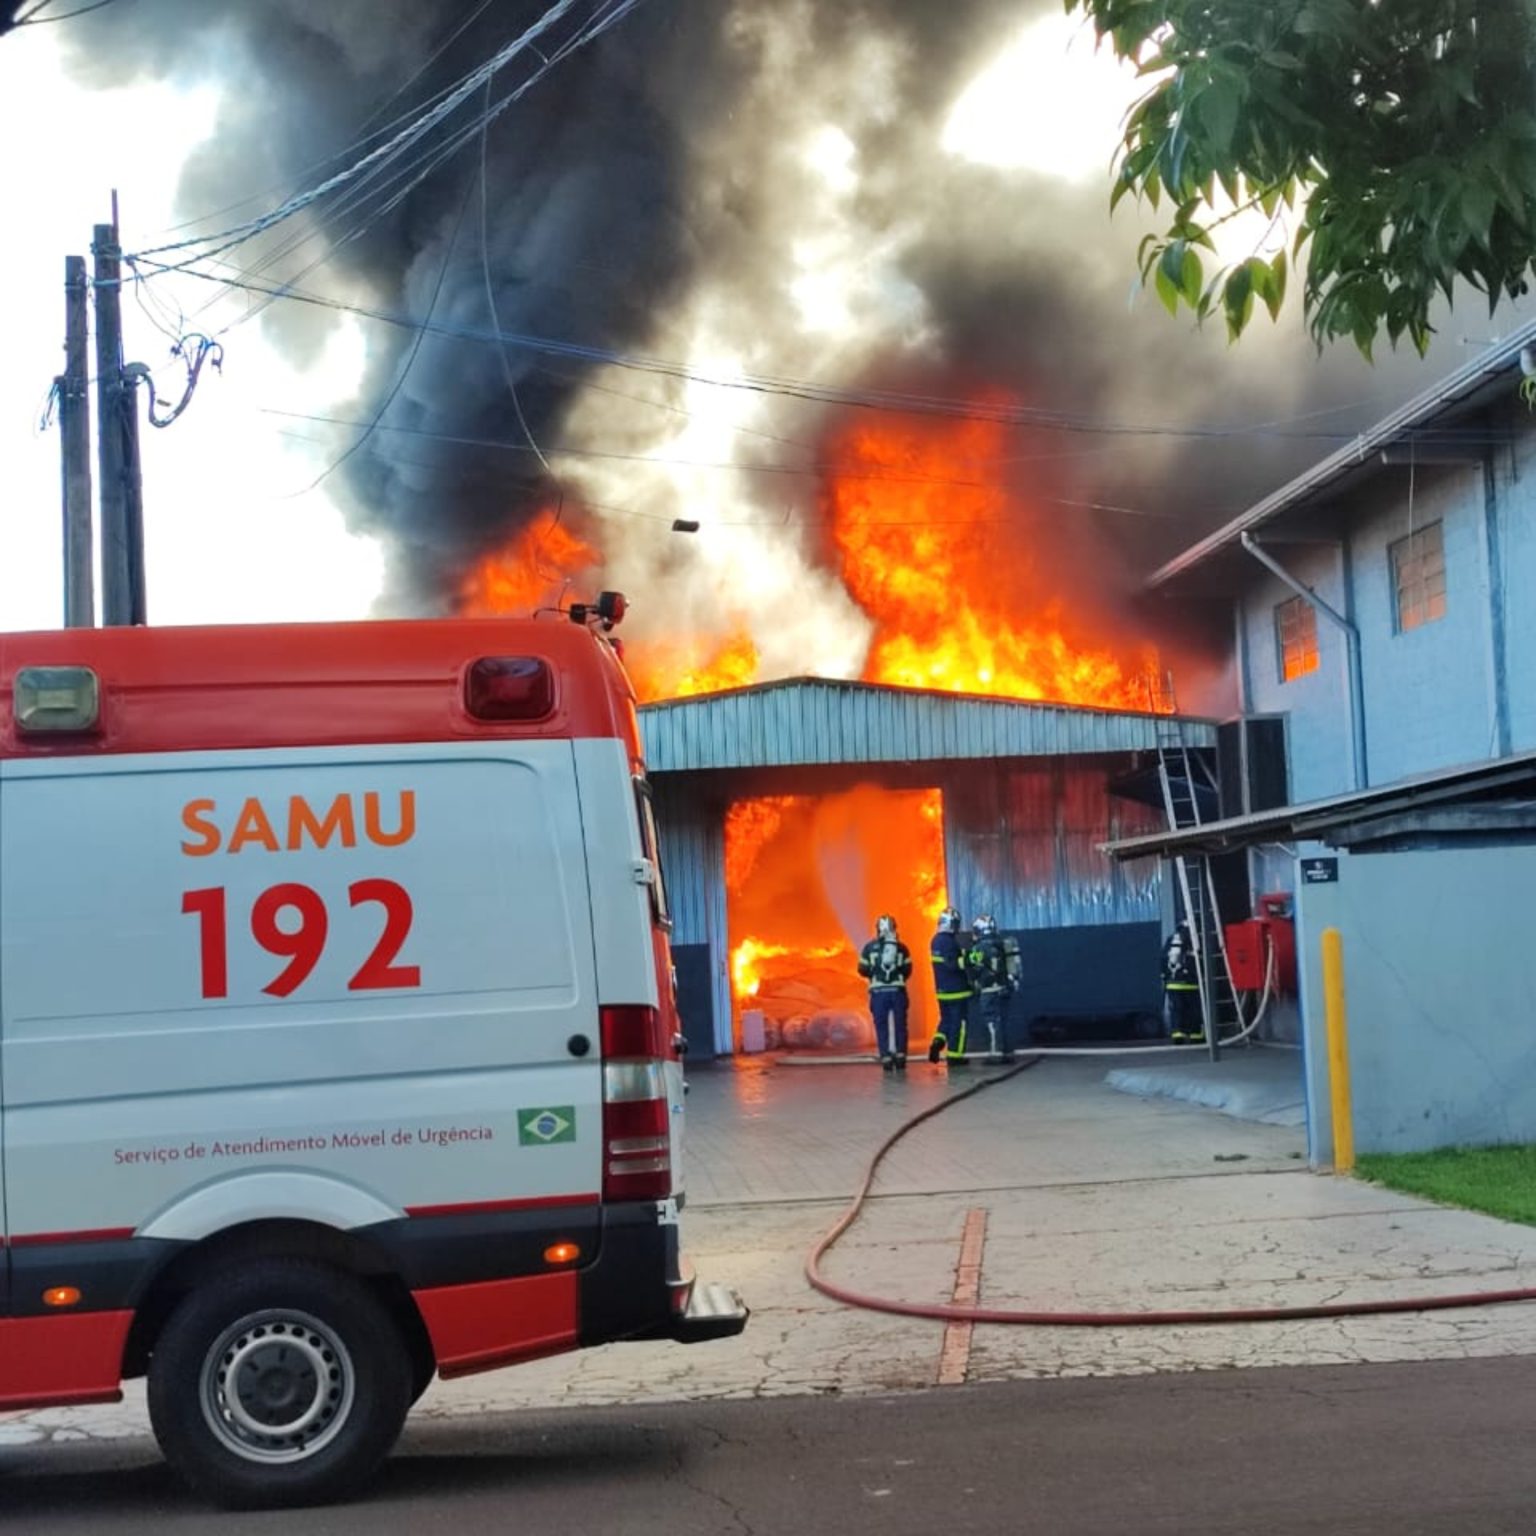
{"left": 147, "top": 1257, "right": 412, "bottom": 1510}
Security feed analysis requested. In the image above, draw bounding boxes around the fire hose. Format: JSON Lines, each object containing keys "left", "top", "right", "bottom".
{"left": 806, "top": 1057, "right": 1536, "bottom": 1325}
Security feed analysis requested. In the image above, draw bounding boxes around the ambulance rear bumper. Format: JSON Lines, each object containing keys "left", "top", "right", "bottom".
{"left": 577, "top": 1201, "right": 747, "bottom": 1347}
{"left": 669, "top": 1279, "right": 749, "bottom": 1343}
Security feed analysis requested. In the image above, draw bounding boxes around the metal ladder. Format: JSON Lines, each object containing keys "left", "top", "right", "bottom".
{"left": 1150, "top": 677, "right": 1242, "bottom": 1057}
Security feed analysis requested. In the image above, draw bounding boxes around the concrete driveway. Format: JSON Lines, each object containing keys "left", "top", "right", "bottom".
{"left": 7, "top": 1051, "right": 1536, "bottom": 1450}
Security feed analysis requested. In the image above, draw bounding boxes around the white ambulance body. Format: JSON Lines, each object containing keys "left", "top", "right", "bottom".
{"left": 0, "top": 613, "right": 744, "bottom": 1507}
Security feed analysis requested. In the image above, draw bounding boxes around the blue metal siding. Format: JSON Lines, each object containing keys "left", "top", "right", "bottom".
{"left": 650, "top": 778, "right": 718, "bottom": 948}
{"left": 944, "top": 762, "right": 1164, "bottom": 930}
{"left": 640, "top": 682, "right": 1213, "bottom": 773}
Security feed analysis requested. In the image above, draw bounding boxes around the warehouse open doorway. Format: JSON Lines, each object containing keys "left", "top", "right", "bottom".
{"left": 724, "top": 784, "right": 945, "bottom": 1055}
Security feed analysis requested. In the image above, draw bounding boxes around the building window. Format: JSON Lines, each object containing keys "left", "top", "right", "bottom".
{"left": 1391, "top": 520, "right": 1447, "bottom": 633}
{"left": 1274, "top": 596, "right": 1319, "bottom": 682}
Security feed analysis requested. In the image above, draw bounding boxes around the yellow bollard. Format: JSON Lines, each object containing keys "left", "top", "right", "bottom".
{"left": 1322, "top": 927, "right": 1355, "bottom": 1173}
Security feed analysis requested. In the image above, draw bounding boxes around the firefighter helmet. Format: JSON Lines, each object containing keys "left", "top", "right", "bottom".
{"left": 937, "top": 907, "right": 961, "bottom": 933}
{"left": 973, "top": 913, "right": 998, "bottom": 937}
{"left": 876, "top": 914, "right": 898, "bottom": 939}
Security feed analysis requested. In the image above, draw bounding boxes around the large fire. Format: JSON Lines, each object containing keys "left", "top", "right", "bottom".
{"left": 725, "top": 787, "right": 946, "bottom": 1051}
{"left": 457, "top": 413, "right": 1160, "bottom": 710}
{"left": 828, "top": 416, "right": 1157, "bottom": 709}
{"left": 456, "top": 411, "right": 1162, "bottom": 1051}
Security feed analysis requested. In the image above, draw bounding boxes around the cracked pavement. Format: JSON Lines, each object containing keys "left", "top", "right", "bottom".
{"left": 8, "top": 1052, "right": 1536, "bottom": 1453}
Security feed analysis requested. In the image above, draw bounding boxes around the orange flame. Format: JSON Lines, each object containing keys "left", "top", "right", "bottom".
{"left": 623, "top": 627, "right": 760, "bottom": 703}
{"left": 725, "top": 786, "right": 948, "bottom": 1047}
{"left": 459, "top": 511, "right": 600, "bottom": 617}
{"left": 828, "top": 416, "right": 1158, "bottom": 710}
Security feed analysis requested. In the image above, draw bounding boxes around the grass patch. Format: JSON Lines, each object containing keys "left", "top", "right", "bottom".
{"left": 1357, "top": 1144, "right": 1536, "bottom": 1227}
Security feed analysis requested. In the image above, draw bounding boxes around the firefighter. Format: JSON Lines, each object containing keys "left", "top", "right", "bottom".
{"left": 967, "top": 914, "right": 1021, "bottom": 1065}
{"left": 1162, "top": 922, "right": 1205, "bottom": 1043}
{"left": 859, "top": 914, "right": 913, "bottom": 1072}
{"left": 926, "top": 907, "right": 973, "bottom": 1067}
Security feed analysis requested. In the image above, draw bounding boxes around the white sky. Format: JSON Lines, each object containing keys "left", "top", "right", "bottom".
{"left": 0, "top": 26, "right": 382, "bottom": 634}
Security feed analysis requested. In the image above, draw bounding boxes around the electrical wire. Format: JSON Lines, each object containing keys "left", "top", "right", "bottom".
{"left": 128, "top": 0, "right": 591, "bottom": 271}
{"left": 289, "top": 182, "right": 475, "bottom": 497}
{"left": 257, "top": 406, "right": 1193, "bottom": 516}
{"left": 137, "top": 262, "right": 1529, "bottom": 451}
{"left": 13, "top": 0, "right": 122, "bottom": 23}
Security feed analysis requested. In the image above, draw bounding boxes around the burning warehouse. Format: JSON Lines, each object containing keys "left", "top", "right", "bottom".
{"left": 640, "top": 680, "right": 1213, "bottom": 1060}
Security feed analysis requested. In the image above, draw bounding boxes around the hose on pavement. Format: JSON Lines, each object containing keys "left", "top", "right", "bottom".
{"left": 805, "top": 1057, "right": 1536, "bottom": 1326}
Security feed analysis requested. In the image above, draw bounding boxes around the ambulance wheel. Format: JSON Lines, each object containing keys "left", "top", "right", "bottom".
{"left": 147, "top": 1257, "right": 412, "bottom": 1509}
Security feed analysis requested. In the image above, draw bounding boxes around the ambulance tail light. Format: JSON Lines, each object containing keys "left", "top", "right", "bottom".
{"left": 600, "top": 1005, "right": 672, "bottom": 1201}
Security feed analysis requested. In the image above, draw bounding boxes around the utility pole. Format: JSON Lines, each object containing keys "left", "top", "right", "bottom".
{"left": 92, "top": 200, "right": 147, "bottom": 626}
{"left": 58, "top": 254, "right": 95, "bottom": 626}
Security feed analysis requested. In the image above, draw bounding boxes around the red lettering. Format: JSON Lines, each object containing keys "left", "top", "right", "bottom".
{"left": 252, "top": 883, "right": 329, "bottom": 997}
{"left": 348, "top": 879, "right": 421, "bottom": 990}
{"left": 181, "top": 888, "right": 229, "bottom": 998}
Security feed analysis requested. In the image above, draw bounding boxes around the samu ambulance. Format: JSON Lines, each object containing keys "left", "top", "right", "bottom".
{"left": 0, "top": 601, "right": 746, "bottom": 1507}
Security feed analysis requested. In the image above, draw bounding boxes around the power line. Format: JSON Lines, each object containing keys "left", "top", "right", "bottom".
{"left": 289, "top": 182, "right": 475, "bottom": 497}
{"left": 13, "top": 0, "right": 123, "bottom": 23}
{"left": 162, "top": 265, "right": 1529, "bottom": 447}
{"left": 260, "top": 407, "right": 1192, "bottom": 517}
{"left": 127, "top": 0, "right": 648, "bottom": 277}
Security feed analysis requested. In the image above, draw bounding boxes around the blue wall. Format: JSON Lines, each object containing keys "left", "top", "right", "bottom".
{"left": 1236, "top": 444, "right": 1524, "bottom": 801}
{"left": 1350, "top": 465, "right": 1496, "bottom": 781}
{"left": 1494, "top": 427, "right": 1536, "bottom": 752}
{"left": 1297, "top": 845, "right": 1536, "bottom": 1159}
{"left": 1239, "top": 543, "right": 1354, "bottom": 802}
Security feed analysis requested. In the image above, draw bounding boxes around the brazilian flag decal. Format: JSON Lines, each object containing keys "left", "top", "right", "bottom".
{"left": 518, "top": 1106, "right": 577, "bottom": 1146}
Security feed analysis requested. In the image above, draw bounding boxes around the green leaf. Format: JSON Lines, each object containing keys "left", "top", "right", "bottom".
{"left": 1223, "top": 263, "right": 1255, "bottom": 339}
{"left": 1181, "top": 245, "right": 1205, "bottom": 305}
{"left": 1461, "top": 180, "right": 1498, "bottom": 250}
{"left": 1197, "top": 73, "right": 1242, "bottom": 155}
{"left": 1267, "top": 249, "right": 1289, "bottom": 317}
{"left": 1154, "top": 260, "right": 1181, "bottom": 315}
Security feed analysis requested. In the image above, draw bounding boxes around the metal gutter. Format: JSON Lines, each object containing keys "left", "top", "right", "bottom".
{"left": 1149, "top": 320, "right": 1536, "bottom": 589}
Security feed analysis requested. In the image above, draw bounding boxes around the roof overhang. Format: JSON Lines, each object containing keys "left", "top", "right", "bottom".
{"left": 1104, "top": 748, "right": 1536, "bottom": 861}
{"left": 1147, "top": 320, "right": 1536, "bottom": 596}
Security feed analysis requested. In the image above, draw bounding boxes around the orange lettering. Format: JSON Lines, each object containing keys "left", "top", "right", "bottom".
{"left": 364, "top": 790, "right": 415, "bottom": 848}
{"left": 180, "top": 798, "right": 221, "bottom": 857}
{"left": 286, "top": 794, "right": 356, "bottom": 851}
{"left": 228, "top": 798, "right": 280, "bottom": 854}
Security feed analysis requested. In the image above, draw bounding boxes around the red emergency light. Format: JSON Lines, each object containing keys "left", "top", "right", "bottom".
{"left": 463, "top": 656, "right": 555, "bottom": 721}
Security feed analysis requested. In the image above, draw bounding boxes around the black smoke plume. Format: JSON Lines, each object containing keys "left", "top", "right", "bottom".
{"left": 62, "top": 0, "right": 1504, "bottom": 642}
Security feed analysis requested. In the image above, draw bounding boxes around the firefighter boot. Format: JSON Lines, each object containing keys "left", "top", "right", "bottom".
{"left": 927, "top": 1033, "right": 945, "bottom": 1064}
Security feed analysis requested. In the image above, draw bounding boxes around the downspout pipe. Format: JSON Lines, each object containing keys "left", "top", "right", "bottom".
{"left": 1240, "top": 532, "right": 1368, "bottom": 791}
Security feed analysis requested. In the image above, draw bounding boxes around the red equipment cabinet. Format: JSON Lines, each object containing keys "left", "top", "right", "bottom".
{"left": 1224, "top": 894, "right": 1297, "bottom": 994}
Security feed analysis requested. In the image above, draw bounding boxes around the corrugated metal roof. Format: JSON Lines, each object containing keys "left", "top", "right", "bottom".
{"left": 1148, "top": 319, "right": 1536, "bottom": 589}
{"left": 639, "top": 677, "right": 1215, "bottom": 774}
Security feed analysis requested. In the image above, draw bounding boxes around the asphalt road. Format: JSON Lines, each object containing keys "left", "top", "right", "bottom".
{"left": 7, "top": 1356, "right": 1536, "bottom": 1534}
